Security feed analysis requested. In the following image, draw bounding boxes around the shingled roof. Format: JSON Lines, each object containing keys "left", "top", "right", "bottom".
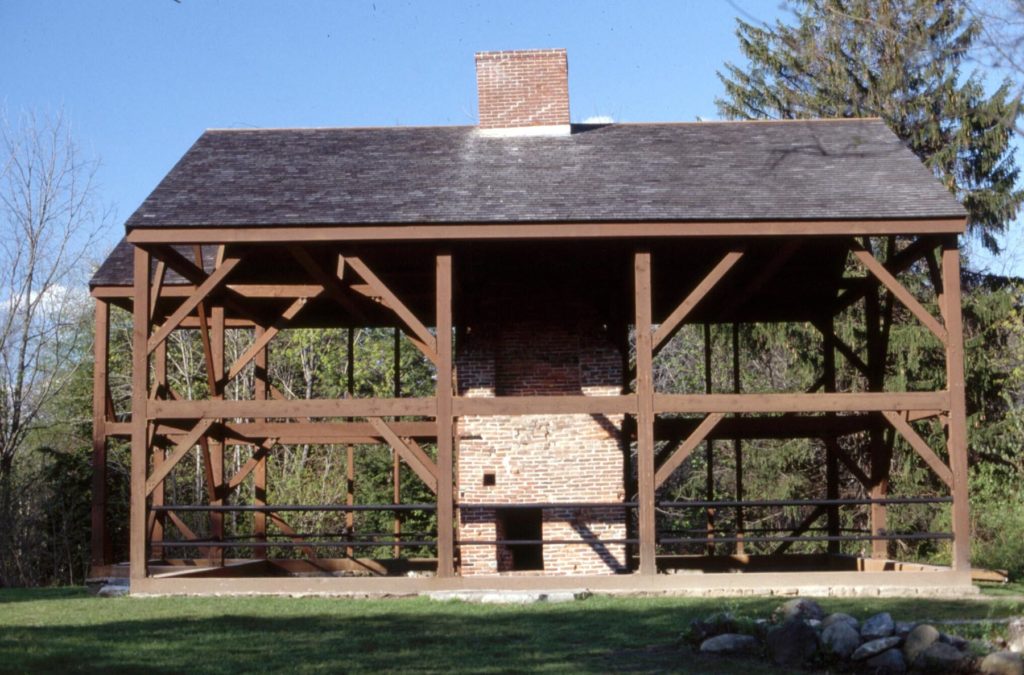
{"left": 124, "top": 119, "right": 964, "bottom": 230}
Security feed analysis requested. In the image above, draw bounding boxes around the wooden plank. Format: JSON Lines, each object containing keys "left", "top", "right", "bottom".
{"left": 942, "top": 240, "right": 971, "bottom": 571}
{"left": 126, "top": 217, "right": 968, "bottom": 245}
{"left": 453, "top": 395, "right": 637, "bottom": 416}
{"left": 435, "top": 253, "right": 455, "bottom": 577}
{"left": 219, "top": 421, "right": 437, "bottom": 442}
{"left": 634, "top": 251, "right": 657, "bottom": 575}
{"left": 130, "top": 246, "right": 151, "bottom": 580}
{"left": 654, "top": 413, "right": 725, "bottom": 489}
{"left": 347, "top": 256, "right": 439, "bottom": 364}
{"left": 654, "top": 391, "right": 946, "bottom": 414}
{"left": 851, "top": 243, "right": 947, "bottom": 345}
{"left": 652, "top": 251, "right": 743, "bottom": 352}
{"left": 368, "top": 417, "right": 438, "bottom": 493}
{"left": 226, "top": 439, "right": 276, "bottom": 491}
{"left": 145, "top": 419, "right": 216, "bottom": 495}
{"left": 151, "top": 397, "right": 436, "bottom": 419}
{"left": 146, "top": 255, "right": 241, "bottom": 353}
{"left": 881, "top": 411, "right": 953, "bottom": 487}
{"left": 91, "top": 299, "right": 112, "bottom": 567}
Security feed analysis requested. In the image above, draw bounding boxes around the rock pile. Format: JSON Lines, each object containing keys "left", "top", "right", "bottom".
{"left": 686, "top": 598, "right": 1024, "bottom": 674}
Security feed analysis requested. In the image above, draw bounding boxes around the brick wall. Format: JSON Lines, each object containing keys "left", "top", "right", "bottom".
{"left": 475, "top": 49, "right": 570, "bottom": 130}
{"left": 456, "top": 298, "right": 628, "bottom": 575}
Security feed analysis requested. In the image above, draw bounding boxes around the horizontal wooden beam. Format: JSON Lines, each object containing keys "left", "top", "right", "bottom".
{"left": 453, "top": 395, "right": 637, "bottom": 416}
{"left": 150, "top": 397, "right": 436, "bottom": 420}
{"left": 126, "top": 218, "right": 968, "bottom": 245}
{"left": 655, "top": 392, "right": 948, "bottom": 414}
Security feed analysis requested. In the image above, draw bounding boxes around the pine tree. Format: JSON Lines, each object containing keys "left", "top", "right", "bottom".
{"left": 717, "top": 0, "right": 1022, "bottom": 252}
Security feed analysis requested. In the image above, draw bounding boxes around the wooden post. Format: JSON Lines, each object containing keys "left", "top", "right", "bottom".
{"left": 703, "top": 323, "right": 715, "bottom": 554}
{"left": 90, "top": 298, "right": 112, "bottom": 569}
{"left": 130, "top": 246, "right": 151, "bottom": 581}
{"left": 210, "top": 305, "right": 226, "bottom": 562}
{"left": 150, "top": 341, "right": 167, "bottom": 559}
{"left": 436, "top": 253, "right": 455, "bottom": 577}
{"left": 346, "top": 327, "right": 355, "bottom": 559}
{"left": 822, "top": 319, "right": 841, "bottom": 555}
{"left": 732, "top": 322, "right": 744, "bottom": 555}
{"left": 391, "top": 327, "right": 399, "bottom": 561}
{"left": 253, "top": 326, "right": 268, "bottom": 559}
{"left": 865, "top": 275, "right": 890, "bottom": 559}
{"left": 941, "top": 239, "right": 971, "bottom": 570}
{"left": 634, "top": 251, "right": 657, "bottom": 575}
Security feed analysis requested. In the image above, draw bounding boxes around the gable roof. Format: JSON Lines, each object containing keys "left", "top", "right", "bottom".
{"left": 124, "top": 119, "right": 965, "bottom": 231}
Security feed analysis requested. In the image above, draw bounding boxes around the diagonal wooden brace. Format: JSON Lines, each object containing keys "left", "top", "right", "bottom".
{"left": 146, "top": 419, "right": 216, "bottom": 496}
{"left": 653, "top": 251, "right": 743, "bottom": 354}
{"left": 147, "top": 256, "right": 241, "bottom": 353}
{"left": 850, "top": 241, "right": 948, "bottom": 345}
{"left": 346, "top": 256, "right": 440, "bottom": 365}
{"left": 221, "top": 295, "right": 319, "bottom": 387}
{"left": 654, "top": 413, "right": 725, "bottom": 489}
{"left": 226, "top": 438, "right": 277, "bottom": 491}
{"left": 287, "top": 245, "right": 369, "bottom": 324}
{"left": 880, "top": 410, "right": 953, "bottom": 488}
{"left": 368, "top": 417, "right": 438, "bottom": 494}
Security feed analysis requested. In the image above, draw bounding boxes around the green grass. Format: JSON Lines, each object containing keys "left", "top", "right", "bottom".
{"left": 1, "top": 588, "right": 1021, "bottom": 674}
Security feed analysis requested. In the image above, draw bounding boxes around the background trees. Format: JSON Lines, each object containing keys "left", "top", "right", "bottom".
{"left": 0, "top": 109, "right": 107, "bottom": 585}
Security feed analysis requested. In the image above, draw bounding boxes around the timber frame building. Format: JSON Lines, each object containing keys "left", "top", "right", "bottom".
{"left": 89, "top": 50, "right": 975, "bottom": 595}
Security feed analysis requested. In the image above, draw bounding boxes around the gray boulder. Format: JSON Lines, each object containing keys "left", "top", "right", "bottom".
{"left": 97, "top": 584, "right": 128, "bottom": 598}
{"left": 773, "top": 597, "right": 825, "bottom": 623}
{"left": 980, "top": 651, "right": 1024, "bottom": 675}
{"left": 941, "top": 632, "right": 969, "bottom": 650}
{"left": 1009, "top": 617, "right": 1024, "bottom": 653}
{"left": 852, "top": 636, "right": 902, "bottom": 661}
{"left": 861, "top": 612, "right": 896, "bottom": 640}
{"left": 865, "top": 648, "right": 907, "bottom": 674}
{"left": 766, "top": 619, "right": 820, "bottom": 667}
{"left": 919, "top": 641, "right": 967, "bottom": 673}
{"left": 903, "top": 624, "right": 940, "bottom": 666}
{"left": 699, "top": 633, "right": 760, "bottom": 655}
{"left": 895, "top": 621, "right": 916, "bottom": 638}
{"left": 821, "top": 621, "right": 861, "bottom": 659}
{"left": 822, "top": 612, "right": 859, "bottom": 630}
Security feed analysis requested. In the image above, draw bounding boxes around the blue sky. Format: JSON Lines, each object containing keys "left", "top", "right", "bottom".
{"left": 1, "top": 1, "right": 1018, "bottom": 273}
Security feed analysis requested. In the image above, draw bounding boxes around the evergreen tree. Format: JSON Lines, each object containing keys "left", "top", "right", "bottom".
{"left": 717, "top": 0, "right": 1022, "bottom": 252}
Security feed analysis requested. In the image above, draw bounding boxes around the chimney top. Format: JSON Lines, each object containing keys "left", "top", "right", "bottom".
{"left": 475, "top": 49, "right": 571, "bottom": 137}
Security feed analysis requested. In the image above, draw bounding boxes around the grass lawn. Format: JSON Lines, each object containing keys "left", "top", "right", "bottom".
{"left": 0, "top": 587, "right": 1021, "bottom": 674}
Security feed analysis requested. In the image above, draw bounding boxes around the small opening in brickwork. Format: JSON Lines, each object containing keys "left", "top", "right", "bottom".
{"left": 483, "top": 471, "right": 496, "bottom": 487}
{"left": 497, "top": 508, "right": 544, "bottom": 571}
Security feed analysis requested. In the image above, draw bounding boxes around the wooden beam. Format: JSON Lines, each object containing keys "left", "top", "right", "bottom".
{"left": 223, "top": 296, "right": 315, "bottom": 383}
{"left": 126, "top": 217, "right": 968, "bottom": 245}
{"left": 91, "top": 298, "right": 112, "bottom": 567}
{"left": 130, "top": 246, "right": 151, "bottom": 580}
{"left": 286, "top": 245, "right": 368, "bottom": 324}
{"left": 654, "top": 413, "right": 725, "bottom": 489}
{"left": 150, "top": 397, "right": 436, "bottom": 419}
{"left": 833, "top": 444, "right": 872, "bottom": 489}
{"left": 225, "top": 439, "right": 276, "bottom": 491}
{"left": 773, "top": 505, "right": 827, "bottom": 555}
{"left": 850, "top": 242, "right": 947, "bottom": 345}
{"left": 835, "top": 236, "right": 940, "bottom": 314}
{"left": 368, "top": 417, "right": 438, "bottom": 494}
{"left": 715, "top": 241, "right": 800, "bottom": 320}
{"left": 254, "top": 328, "right": 268, "bottom": 559}
{"left": 267, "top": 512, "right": 321, "bottom": 561}
{"left": 654, "top": 391, "right": 946, "bottom": 414}
{"left": 942, "top": 240, "right": 971, "bottom": 571}
{"left": 165, "top": 510, "right": 199, "bottom": 541}
{"left": 149, "top": 260, "right": 166, "bottom": 323}
{"left": 880, "top": 411, "right": 953, "bottom": 487}
{"left": 434, "top": 253, "right": 455, "bottom": 577}
{"left": 454, "top": 395, "right": 636, "bottom": 416}
{"left": 346, "top": 256, "right": 439, "bottom": 364}
{"left": 146, "top": 255, "right": 241, "bottom": 353}
{"left": 635, "top": 251, "right": 657, "bottom": 575}
{"left": 145, "top": 419, "right": 216, "bottom": 495}
{"left": 652, "top": 251, "right": 743, "bottom": 353}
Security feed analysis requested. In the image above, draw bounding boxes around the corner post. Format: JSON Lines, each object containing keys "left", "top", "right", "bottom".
{"left": 865, "top": 273, "right": 889, "bottom": 559}
{"left": 253, "top": 325, "right": 268, "bottom": 559}
{"left": 130, "top": 246, "right": 151, "bottom": 581}
{"left": 941, "top": 238, "right": 971, "bottom": 570}
{"left": 822, "top": 317, "right": 841, "bottom": 554}
{"left": 90, "top": 298, "right": 112, "bottom": 570}
{"left": 436, "top": 253, "right": 455, "bottom": 576}
{"left": 634, "top": 251, "right": 657, "bottom": 575}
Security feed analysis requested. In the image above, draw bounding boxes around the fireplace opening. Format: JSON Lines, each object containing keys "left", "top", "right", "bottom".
{"left": 497, "top": 508, "right": 544, "bottom": 571}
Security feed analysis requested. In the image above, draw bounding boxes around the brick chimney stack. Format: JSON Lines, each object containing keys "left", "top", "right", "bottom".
{"left": 475, "top": 49, "right": 571, "bottom": 136}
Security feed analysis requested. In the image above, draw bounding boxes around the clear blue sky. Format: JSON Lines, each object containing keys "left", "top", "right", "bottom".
{"left": 1, "top": 0, "right": 1018, "bottom": 273}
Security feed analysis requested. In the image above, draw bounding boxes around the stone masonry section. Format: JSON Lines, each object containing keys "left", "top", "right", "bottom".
{"left": 456, "top": 296, "right": 627, "bottom": 576}
{"left": 475, "top": 49, "right": 570, "bottom": 130}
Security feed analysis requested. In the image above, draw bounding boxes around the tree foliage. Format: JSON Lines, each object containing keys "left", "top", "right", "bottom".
{"left": 718, "top": 0, "right": 1023, "bottom": 251}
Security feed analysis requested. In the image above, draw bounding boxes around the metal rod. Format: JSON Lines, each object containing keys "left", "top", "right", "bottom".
{"left": 658, "top": 497, "right": 951, "bottom": 508}
{"left": 661, "top": 532, "right": 953, "bottom": 545}
{"left": 152, "top": 503, "right": 437, "bottom": 513}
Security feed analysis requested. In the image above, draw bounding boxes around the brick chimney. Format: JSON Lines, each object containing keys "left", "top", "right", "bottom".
{"left": 475, "top": 49, "right": 571, "bottom": 136}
